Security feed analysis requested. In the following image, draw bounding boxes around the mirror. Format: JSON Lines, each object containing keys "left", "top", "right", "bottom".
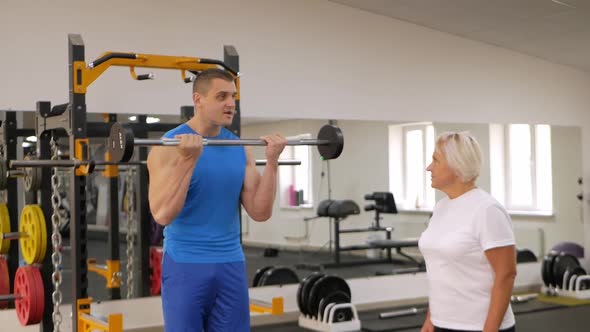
{"left": 240, "top": 118, "right": 583, "bottom": 270}
{"left": 16, "top": 110, "right": 581, "bottom": 303}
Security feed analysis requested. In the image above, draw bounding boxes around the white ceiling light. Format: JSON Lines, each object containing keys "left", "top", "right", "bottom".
{"left": 146, "top": 117, "right": 160, "bottom": 124}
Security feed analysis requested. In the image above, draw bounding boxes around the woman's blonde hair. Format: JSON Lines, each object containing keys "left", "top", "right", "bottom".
{"left": 436, "top": 131, "right": 482, "bottom": 183}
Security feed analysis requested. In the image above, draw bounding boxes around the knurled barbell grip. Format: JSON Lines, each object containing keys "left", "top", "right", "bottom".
{"left": 134, "top": 138, "right": 330, "bottom": 147}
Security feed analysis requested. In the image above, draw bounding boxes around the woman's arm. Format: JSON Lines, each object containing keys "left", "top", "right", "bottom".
{"left": 483, "top": 245, "right": 517, "bottom": 332}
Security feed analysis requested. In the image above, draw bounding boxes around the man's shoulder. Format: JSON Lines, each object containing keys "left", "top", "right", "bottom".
{"left": 163, "top": 123, "right": 192, "bottom": 138}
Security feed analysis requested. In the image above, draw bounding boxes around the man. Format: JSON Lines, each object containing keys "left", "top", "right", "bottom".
{"left": 147, "top": 69, "right": 287, "bottom": 331}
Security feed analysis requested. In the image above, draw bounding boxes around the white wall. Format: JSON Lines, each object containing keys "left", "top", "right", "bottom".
{"left": 1, "top": 0, "right": 589, "bottom": 262}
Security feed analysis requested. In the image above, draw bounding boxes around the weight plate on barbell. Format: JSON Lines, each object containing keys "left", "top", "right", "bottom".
{"left": 19, "top": 205, "right": 46, "bottom": 265}
{"left": 31, "top": 205, "right": 47, "bottom": 264}
{"left": 109, "top": 123, "right": 135, "bottom": 163}
{"left": 317, "top": 125, "right": 344, "bottom": 160}
{"left": 14, "top": 266, "right": 44, "bottom": 326}
{"left": 0, "top": 203, "right": 11, "bottom": 255}
{"left": 0, "top": 257, "right": 9, "bottom": 309}
{"left": 23, "top": 156, "right": 42, "bottom": 192}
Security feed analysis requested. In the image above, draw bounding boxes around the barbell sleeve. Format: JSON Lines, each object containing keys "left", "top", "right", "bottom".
{"left": 0, "top": 294, "right": 22, "bottom": 301}
{"left": 0, "top": 232, "right": 28, "bottom": 240}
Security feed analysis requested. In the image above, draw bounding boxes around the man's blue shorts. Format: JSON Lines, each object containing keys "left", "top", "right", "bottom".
{"left": 161, "top": 253, "right": 250, "bottom": 331}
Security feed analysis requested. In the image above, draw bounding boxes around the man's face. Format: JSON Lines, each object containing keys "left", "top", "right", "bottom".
{"left": 194, "top": 78, "right": 237, "bottom": 127}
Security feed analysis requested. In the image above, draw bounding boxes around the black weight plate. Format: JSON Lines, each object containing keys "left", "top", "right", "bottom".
{"left": 299, "top": 272, "right": 325, "bottom": 316}
{"left": 318, "top": 290, "right": 350, "bottom": 322}
{"left": 566, "top": 266, "right": 587, "bottom": 290}
{"left": 552, "top": 253, "right": 580, "bottom": 289}
{"left": 252, "top": 266, "right": 273, "bottom": 288}
{"left": 307, "top": 275, "right": 351, "bottom": 319}
{"left": 516, "top": 248, "right": 537, "bottom": 263}
{"left": 109, "top": 122, "right": 135, "bottom": 163}
{"left": 579, "top": 279, "right": 590, "bottom": 291}
{"left": 298, "top": 272, "right": 321, "bottom": 314}
{"left": 317, "top": 125, "right": 344, "bottom": 160}
{"left": 258, "top": 266, "right": 299, "bottom": 287}
{"left": 332, "top": 307, "right": 354, "bottom": 323}
{"left": 542, "top": 251, "right": 558, "bottom": 287}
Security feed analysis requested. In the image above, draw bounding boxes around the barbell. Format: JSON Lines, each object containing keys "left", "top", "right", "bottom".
{"left": 108, "top": 123, "right": 344, "bottom": 163}
{"left": 5, "top": 158, "right": 301, "bottom": 192}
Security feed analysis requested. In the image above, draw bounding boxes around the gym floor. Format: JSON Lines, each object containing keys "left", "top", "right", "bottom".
{"left": 58, "top": 238, "right": 590, "bottom": 332}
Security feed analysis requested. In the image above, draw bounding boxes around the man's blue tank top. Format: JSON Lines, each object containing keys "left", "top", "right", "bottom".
{"left": 160, "top": 124, "right": 246, "bottom": 263}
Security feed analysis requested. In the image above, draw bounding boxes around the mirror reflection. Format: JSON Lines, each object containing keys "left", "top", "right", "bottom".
{"left": 16, "top": 111, "right": 582, "bottom": 304}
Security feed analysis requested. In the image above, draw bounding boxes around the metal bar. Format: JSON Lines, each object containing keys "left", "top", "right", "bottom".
{"left": 106, "top": 114, "right": 121, "bottom": 300}
{"left": 7, "top": 170, "right": 26, "bottom": 177}
{"left": 136, "top": 116, "right": 151, "bottom": 297}
{"left": 135, "top": 138, "right": 330, "bottom": 146}
{"left": 379, "top": 307, "right": 426, "bottom": 319}
{"left": 87, "top": 122, "right": 179, "bottom": 137}
{"left": 255, "top": 160, "right": 300, "bottom": 166}
{"left": 11, "top": 159, "right": 300, "bottom": 169}
{"left": 9, "top": 160, "right": 145, "bottom": 168}
{"left": 0, "top": 294, "right": 20, "bottom": 301}
{"left": 38, "top": 130, "right": 54, "bottom": 332}
{"left": 69, "top": 33, "right": 88, "bottom": 332}
{"left": 0, "top": 232, "right": 28, "bottom": 240}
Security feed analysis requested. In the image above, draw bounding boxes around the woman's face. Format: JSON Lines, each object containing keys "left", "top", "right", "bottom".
{"left": 426, "top": 144, "right": 459, "bottom": 191}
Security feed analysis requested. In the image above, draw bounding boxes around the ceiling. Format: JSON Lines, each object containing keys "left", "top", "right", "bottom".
{"left": 329, "top": 0, "right": 590, "bottom": 73}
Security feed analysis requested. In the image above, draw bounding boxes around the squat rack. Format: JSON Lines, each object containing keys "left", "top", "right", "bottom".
{"left": 33, "top": 33, "right": 240, "bottom": 332}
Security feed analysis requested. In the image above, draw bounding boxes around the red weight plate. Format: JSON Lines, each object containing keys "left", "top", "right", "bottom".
{"left": 0, "top": 257, "right": 9, "bottom": 309}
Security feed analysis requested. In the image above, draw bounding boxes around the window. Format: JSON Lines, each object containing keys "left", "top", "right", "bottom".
{"left": 389, "top": 123, "right": 435, "bottom": 210}
{"left": 279, "top": 134, "right": 313, "bottom": 207}
{"left": 490, "top": 124, "right": 552, "bottom": 212}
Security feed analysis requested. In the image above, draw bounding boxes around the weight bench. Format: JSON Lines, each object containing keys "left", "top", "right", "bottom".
{"left": 368, "top": 238, "right": 424, "bottom": 270}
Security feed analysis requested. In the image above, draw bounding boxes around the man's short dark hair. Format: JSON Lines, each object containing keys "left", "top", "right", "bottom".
{"left": 192, "top": 69, "right": 235, "bottom": 95}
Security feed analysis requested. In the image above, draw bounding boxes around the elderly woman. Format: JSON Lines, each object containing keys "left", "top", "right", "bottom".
{"left": 419, "top": 132, "right": 517, "bottom": 332}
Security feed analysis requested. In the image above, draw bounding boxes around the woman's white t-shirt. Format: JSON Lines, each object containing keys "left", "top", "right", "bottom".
{"left": 418, "top": 188, "right": 516, "bottom": 331}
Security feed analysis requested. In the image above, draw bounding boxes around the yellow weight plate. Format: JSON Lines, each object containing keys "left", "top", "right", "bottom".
{"left": 31, "top": 205, "right": 47, "bottom": 263}
{"left": 19, "top": 205, "right": 44, "bottom": 264}
{"left": 0, "top": 203, "right": 10, "bottom": 255}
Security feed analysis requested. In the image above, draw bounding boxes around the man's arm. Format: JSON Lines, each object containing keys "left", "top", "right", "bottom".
{"left": 241, "top": 134, "right": 287, "bottom": 221}
{"left": 147, "top": 134, "right": 202, "bottom": 226}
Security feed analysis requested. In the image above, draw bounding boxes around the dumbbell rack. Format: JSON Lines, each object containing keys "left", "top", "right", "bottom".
{"left": 298, "top": 303, "right": 361, "bottom": 332}
{"left": 542, "top": 273, "right": 590, "bottom": 300}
